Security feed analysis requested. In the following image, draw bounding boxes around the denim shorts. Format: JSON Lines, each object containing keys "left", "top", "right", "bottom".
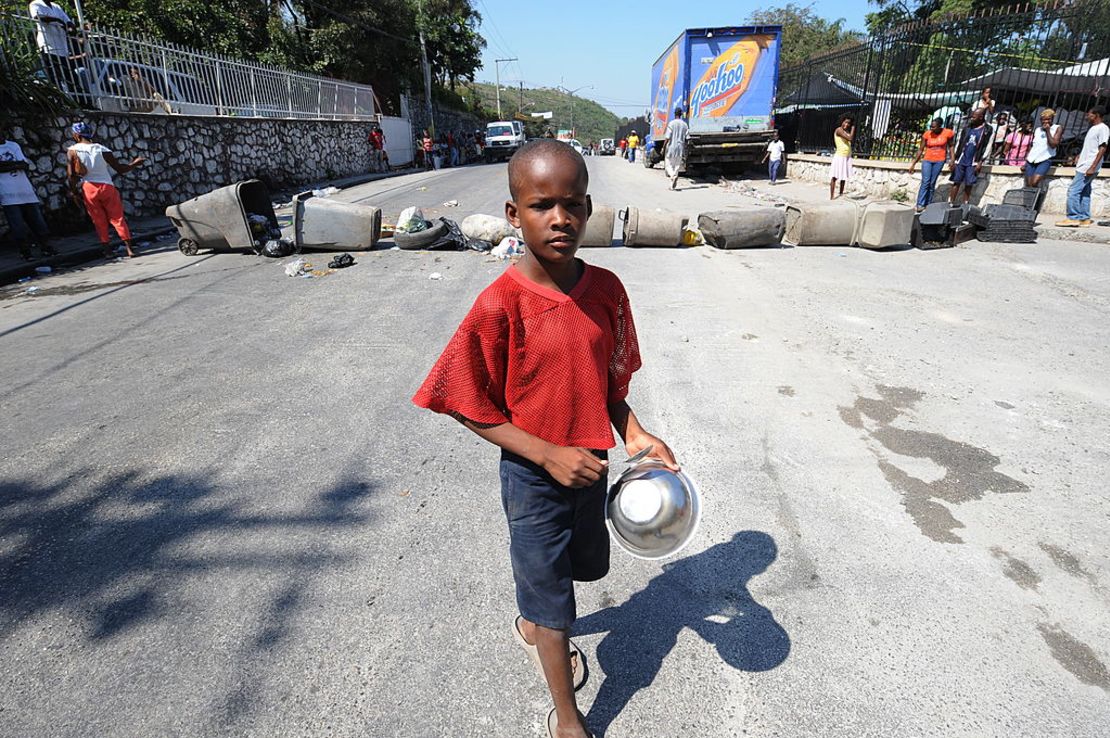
{"left": 1026, "top": 159, "right": 1052, "bottom": 177}
{"left": 951, "top": 163, "right": 978, "bottom": 185}
{"left": 500, "top": 449, "right": 610, "bottom": 630}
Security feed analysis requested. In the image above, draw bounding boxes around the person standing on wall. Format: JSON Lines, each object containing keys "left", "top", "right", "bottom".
{"left": 0, "top": 128, "right": 56, "bottom": 261}
{"left": 663, "top": 107, "right": 689, "bottom": 190}
{"left": 66, "top": 122, "right": 145, "bottom": 258}
{"left": 1056, "top": 106, "right": 1108, "bottom": 228}
{"left": 830, "top": 115, "right": 854, "bottom": 200}
{"left": 626, "top": 130, "right": 640, "bottom": 164}
{"left": 1024, "top": 108, "right": 1062, "bottom": 188}
{"left": 762, "top": 129, "right": 785, "bottom": 186}
{"left": 908, "top": 117, "right": 954, "bottom": 212}
{"left": 28, "top": 0, "right": 77, "bottom": 94}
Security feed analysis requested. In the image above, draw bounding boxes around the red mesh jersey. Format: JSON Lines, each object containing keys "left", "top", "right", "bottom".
{"left": 412, "top": 263, "right": 641, "bottom": 449}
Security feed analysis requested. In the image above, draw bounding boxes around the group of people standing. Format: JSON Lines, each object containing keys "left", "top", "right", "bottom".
{"left": 418, "top": 129, "right": 484, "bottom": 170}
{"left": 2, "top": 121, "right": 144, "bottom": 261}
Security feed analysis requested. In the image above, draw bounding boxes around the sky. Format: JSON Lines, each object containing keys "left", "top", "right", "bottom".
{"left": 473, "top": 0, "right": 872, "bottom": 118}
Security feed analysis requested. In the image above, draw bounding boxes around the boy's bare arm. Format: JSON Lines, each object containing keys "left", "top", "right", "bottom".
{"left": 459, "top": 417, "right": 607, "bottom": 489}
{"left": 607, "top": 400, "right": 679, "bottom": 470}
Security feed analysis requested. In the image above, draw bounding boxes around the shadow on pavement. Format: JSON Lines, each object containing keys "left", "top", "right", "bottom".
{"left": 0, "top": 468, "right": 376, "bottom": 724}
{"left": 574, "top": 530, "right": 790, "bottom": 736}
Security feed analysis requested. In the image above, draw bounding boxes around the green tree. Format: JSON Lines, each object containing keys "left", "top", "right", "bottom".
{"left": 748, "top": 3, "right": 864, "bottom": 67}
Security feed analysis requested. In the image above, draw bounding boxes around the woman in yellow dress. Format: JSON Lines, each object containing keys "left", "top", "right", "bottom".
{"left": 830, "top": 115, "right": 854, "bottom": 199}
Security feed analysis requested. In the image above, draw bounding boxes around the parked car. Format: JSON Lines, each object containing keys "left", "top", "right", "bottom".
{"left": 567, "top": 139, "right": 584, "bottom": 155}
{"left": 79, "top": 59, "right": 217, "bottom": 116}
{"left": 600, "top": 138, "right": 616, "bottom": 155}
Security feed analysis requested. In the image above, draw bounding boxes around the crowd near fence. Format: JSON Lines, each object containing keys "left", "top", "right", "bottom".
{"left": 775, "top": 0, "right": 1109, "bottom": 165}
{"left": 2, "top": 12, "right": 378, "bottom": 121}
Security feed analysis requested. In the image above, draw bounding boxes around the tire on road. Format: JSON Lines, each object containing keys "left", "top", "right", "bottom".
{"left": 393, "top": 219, "right": 450, "bottom": 250}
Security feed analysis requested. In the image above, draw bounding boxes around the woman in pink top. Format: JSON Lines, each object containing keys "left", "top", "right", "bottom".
{"left": 1004, "top": 120, "right": 1034, "bottom": 169}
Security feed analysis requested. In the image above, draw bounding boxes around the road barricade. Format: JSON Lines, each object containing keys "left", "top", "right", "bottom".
{"left": 698, "top": 208, "right": 785, "bottom": 249}
{"left": 620, "top": 207, "right": 688, "bottom": 247}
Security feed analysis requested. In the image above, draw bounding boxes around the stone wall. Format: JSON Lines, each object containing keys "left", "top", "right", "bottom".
{"left": 784, "top": 154, "right": 1110, "bottom": 216}
{"left": 3, "top": 112, "right": 378, "bottom": 235}
{"left": 403, "top": 95, "right": 483, "bottom": 139}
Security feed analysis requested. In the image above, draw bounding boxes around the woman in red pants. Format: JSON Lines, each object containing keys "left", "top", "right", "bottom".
{"left": 66, "top": 122, "right": 145, "bottom": 258}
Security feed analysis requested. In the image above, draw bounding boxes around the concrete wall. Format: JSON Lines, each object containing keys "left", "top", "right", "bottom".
{"left": 785, "top": 154, "right": 1109, "bottom": 216}
{"left": 2, "top": 112, "right": 381, "bottom": 235}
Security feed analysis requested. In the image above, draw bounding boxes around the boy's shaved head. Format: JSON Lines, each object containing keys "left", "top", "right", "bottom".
{"left": 508, "top": 139, "right": 588, "bottom": 199}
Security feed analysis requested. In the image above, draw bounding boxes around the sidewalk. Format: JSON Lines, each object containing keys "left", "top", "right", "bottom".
{"left": 0, "top": 167, "right": 412, "bottom": 286}
{"left": 732, "top": 177, "right": 1110, "bottom": 245}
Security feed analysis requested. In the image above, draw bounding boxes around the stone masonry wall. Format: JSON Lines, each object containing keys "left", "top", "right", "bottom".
{"left": 785, "top": 154, "right": 1109, "bottom": 217}
{"left": 403, "top": 96, "right": 482, "bottom": 139}
{"left": 3, "top": 112, "right": 378, "bottom": 236}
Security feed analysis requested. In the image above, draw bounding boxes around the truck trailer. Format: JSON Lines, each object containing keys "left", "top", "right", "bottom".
{"left": 645, "top": 26, "right": 782, "bottom": 173}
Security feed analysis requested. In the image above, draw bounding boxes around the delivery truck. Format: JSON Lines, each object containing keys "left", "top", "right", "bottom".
{"left": 644, "top": 26, "right": 782, "bottom": 173}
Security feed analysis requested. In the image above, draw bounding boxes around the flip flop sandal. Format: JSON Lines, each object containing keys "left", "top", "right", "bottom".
{"left": 546, "top": 708, "right": 593, "bottom": 738}
{"left": 513, "top": 615, "right": 587, "bottom": 691}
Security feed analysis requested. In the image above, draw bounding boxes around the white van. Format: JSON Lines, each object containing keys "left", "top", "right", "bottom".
{"left": 484, "top": 120, "right": 526, "bottom": 162}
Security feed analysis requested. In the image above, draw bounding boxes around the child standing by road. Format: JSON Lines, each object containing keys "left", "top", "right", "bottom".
{"left": 412, "top": 139, "right": 678, "bottom": 738}
{"left": 66, "top": 122, "right": 144, "bottom": 258}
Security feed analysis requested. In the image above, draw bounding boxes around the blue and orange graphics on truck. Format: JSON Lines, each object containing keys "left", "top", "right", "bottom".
{"left": 687, "top": 33, "right": 777, "bottom": 131}
{"left": 650, "top": 39, "right": 684, "bottom": 141}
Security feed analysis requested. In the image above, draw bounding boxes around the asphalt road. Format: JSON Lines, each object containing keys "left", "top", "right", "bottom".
{"left": 1, "top": 157, "right": 1108, "bottom": 737}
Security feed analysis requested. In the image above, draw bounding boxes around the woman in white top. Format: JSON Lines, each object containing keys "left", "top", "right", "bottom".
{"left": 66, "top": 121, "right": 145, "bottom": 257}
{"left": 1024, "top": 108, "right": 1063, "bottom": 187}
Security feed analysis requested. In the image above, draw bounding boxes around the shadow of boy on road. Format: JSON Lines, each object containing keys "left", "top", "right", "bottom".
{"left": 574, "top": 530, "right": 790, "bottom": 735}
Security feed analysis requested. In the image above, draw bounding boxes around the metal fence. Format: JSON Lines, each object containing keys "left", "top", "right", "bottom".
{"left": 776, "top": 0, "right": 1110, "bottom": 164}
{"left": 2, "top": 13, "right": 377, "bottom": 121}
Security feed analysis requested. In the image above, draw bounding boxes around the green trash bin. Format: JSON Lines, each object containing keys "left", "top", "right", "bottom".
{"left": 165, "top": 179, "right": 279, "bottom": 255}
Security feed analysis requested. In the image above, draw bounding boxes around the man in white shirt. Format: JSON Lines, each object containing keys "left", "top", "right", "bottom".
{"left": 1057, "top": 106, "right": 1108, "bottom": 227}
{"left": 0, "top": 130, "right": 55, "bottom": 260}
{"left": 762, "top": 130, "right": 786, "bottom": 184}
{"left": 662, "top": 107, "right": 689, "bottom": 190}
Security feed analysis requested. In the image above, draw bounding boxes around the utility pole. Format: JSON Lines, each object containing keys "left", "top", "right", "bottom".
{"left": 494, "top": 57, "right": 517, "bottom": 119}
{"left": 519, "top": 82, "right": 523, "bottom": 114}
{"left": 417, "top": 0, "right": 435, "bottom": 137}
{"left": 557, "top": 84, "right": 592, "bottom": 138}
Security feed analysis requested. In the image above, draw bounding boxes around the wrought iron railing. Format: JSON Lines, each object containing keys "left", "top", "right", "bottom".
{"left": 776, "top": 0, "right": 1109, "bottom": 164}
{"left": 3, "top": 13, "right": 377, "bottom": 121}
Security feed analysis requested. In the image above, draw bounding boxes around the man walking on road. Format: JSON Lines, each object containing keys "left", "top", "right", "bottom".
{"left": 1056, "top": 107, "right": 1108, "bottom": 228}
{"left": 663, "top": 107, "right": 689, "bottom": 190}
{"left": 762, "top": 129, "right": 785, "bottom": 185}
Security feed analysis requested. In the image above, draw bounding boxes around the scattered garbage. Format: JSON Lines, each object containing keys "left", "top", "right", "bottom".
{"left": 681, "top": 226, "right": 705, "bottom": 247}
{"left": 381, "top": 223, "right": 397, "bottom": 238}
{"left": 491, "top": 236, "right": 525, "bottom": 260}
{"left": 263, "top": 239, "right": 296, "bottom": 258}
{"left": 429, "top": 272, "right": 443, "bottom": 280}
{"left": 311, "top": 186, "right": 341, "bottom": 198}
{"left": 443, "top": 200, "right": 459, "bottom": 207}
{"left": 35, "top": 265, "right": 52, "bottom": 274}
{"left": 25, "top": 286, "right": 39, "bottom": 294}
{"left": 328, "top": 253, "right": 356, "bottom": 269}
{"left": 396, "top": 217, "right": 491, "bottom": 252}
{"left": 417, "top": 186, "right": 428, "bottom": 191}
{"left": 397, "top": 207, "right": 427, "bottom": 234}
{"left": 17, "top": 277, "right": 31, "bottom": 283}
{"left": 461, "top": 214, "right": 520, "bottom": 244}
{"left": 284, "top": 257, "right": 310, "bottom": 277}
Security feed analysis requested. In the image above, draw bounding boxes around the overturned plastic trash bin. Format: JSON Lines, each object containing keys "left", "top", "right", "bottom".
{"left": 783, "top": 201, "right": 860, "bottom": 246}
{"left": 620, "top": 207, "right": 688, "bottom": 247}
{"left": 698, "top": 208, "right": 784, "bottom": 249}
{"left": 580, "top": 205, "right": 616, "bottom": 247}
{"left": 293, "top": 192, "right": 382, "bottom": 251}
{"left": 855, "top": 201, "right": 914, "bottom": 249}
{"left": 165, "top": 179, "right": 278, "bottom": 255}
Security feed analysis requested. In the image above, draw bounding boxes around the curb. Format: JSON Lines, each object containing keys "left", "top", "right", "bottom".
{"left": 1034, "top": 225, "right": 1110, "bottom": 244}
{"left": 1, "top": 223, "right": 178, "bottom": 286}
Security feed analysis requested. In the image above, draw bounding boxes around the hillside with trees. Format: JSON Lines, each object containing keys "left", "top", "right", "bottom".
{"left": 463, "top": 82, "right": 621, "bottom": 144}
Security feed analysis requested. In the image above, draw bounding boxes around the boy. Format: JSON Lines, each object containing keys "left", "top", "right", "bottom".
{"left": 948, "top": 108, "right": 993, "bottom": 206}
{"left": 762, "top": 129, "right": 785, "bottom": 186}
{"left": 412, "top": 139, "right": 678, "bottom": 738}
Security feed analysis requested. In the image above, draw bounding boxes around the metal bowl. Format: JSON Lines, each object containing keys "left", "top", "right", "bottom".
{"left": 605, "top": 461, "right": 702, "bottom": 560}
